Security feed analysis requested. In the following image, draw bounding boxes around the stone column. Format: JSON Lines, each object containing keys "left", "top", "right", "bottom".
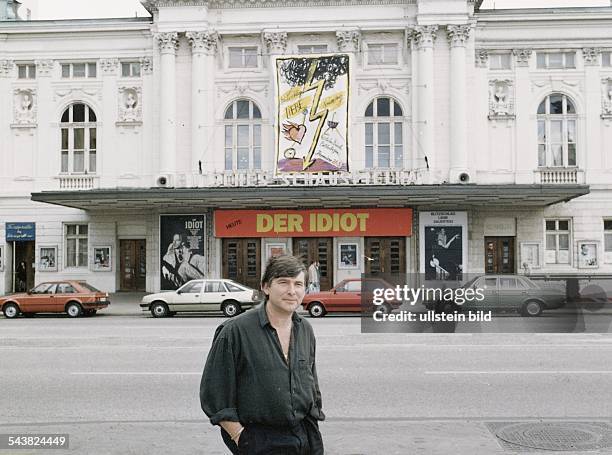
{"left": 156, "top": 32, "right": 179, "bottom": 177}
{"left": 100, "top": 59, "right": 119, "bottom": 180}
{"left": 411, "top": 26, "right": 438, "bottom": 178}
{"left": 512, "top": 48, "right": 533, "bottom": 183}
{"left": 582, "top": 47, "right": 600, "bottom": 175}
{"left": 187, "top": 31, "right": 218, "bottom": 178}
{"left": 447, "top": 25, "right": 471, "bottom": 183}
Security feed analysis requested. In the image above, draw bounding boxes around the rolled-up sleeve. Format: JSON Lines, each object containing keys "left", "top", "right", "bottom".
{"left": 200, "top": 325, "right": 240, "bottom": 425}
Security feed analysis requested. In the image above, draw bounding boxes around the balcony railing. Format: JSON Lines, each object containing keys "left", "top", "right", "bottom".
{"left": 57, "top": 174, "right": 100, "bottom": 190}
{"left": 535, "top": 168, "right": 584, "bottom": 184}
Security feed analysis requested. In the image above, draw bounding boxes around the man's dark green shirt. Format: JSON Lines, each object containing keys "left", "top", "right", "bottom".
{"left": 200, "top": 302, "right": 324, "bottom": 427}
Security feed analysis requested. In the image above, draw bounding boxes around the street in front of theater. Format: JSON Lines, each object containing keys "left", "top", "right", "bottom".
{"left": 1, "top": 296, "right": 612, "bottom": 454}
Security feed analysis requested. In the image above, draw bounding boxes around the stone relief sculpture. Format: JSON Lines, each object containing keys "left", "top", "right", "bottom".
{"left": 601, "top": 79, "right": 612, "bottom": 117}
{"left": 118, "top": 86, "right": 142, "bottom": 123}
{"left": 14, "top": 89, "right": 36, "bottom": 125}
{"left": 489, "top": 80, "right": 514, "bottom": 118}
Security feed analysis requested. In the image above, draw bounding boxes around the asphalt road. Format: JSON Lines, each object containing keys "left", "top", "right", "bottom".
{"left": 1, "top": 312, "right": 612, "bottom": 454}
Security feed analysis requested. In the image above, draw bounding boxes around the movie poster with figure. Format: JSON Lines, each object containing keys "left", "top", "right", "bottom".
{"left": 275, "top": 54, "right": 350, "bottom": 174}
{"left": 419, "top": 212, "right": 467, "bottom": 281}
{"left": 160, "top": 215, "right": 206, "bottom": 290}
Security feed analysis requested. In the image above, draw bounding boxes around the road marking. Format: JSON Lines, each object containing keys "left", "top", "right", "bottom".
{"left": 425, "top": 370, "right": 612, "bottom": 375}
{"left": 71, "top": 372, "right": 201, "bottom": 375}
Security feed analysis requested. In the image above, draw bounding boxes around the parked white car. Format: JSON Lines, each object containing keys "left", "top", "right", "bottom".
{"left": 140, "top": 279, "right": 263, "bottom": 318}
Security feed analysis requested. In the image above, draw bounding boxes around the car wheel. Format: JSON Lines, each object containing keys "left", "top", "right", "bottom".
{"left": 522, "top": 300, "right": 543, "bottom": 317}
{"left": 308, "top": 302, "right": 326, "bottom": 318}
{"left": 150, "top": 301, "right": 169, "bottom": 318}
{"left": 377, "top": 303, "right": 392, "bottom": 315}
{"left": 3, "top": 303, "right": 20, "bottom": 319}
{"left": 222, "top": 301, "right": 241, "bottom": 318}
{"left": 66, "top": 302, "right": 83, "bottom": 318}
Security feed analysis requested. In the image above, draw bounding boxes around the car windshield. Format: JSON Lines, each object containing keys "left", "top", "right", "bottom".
{"left": 31, "top": 283, "right": 55, "bottom": 294}
{"left": 78, "top": 282, "right": 101, "bottom": 292}
{"left": 226, "top": 281, "right": 246, "bottom": 292}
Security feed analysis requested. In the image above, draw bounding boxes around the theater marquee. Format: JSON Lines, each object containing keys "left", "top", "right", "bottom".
{"left": 214, "top": 209, "right": 412, "bottom": 238}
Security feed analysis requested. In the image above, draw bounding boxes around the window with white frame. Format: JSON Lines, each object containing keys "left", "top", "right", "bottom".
{"left": 545, "top": 219, "right": 571, "bottom": 264}
{"left": 367, "top": 43, "right": 399, "bottom": 65}
{"left": 537, "top": 94, "right": 577, "bottom": 167}
{"left": 604, "top": 219, "right": 612, "bottom": 262}
{"left": 365, "top": 97, "right": 404, "bottom": 168}
{"left": 60, "top": 103, "right": 97, "bottom": 174}
{"left": 224, "top": 99, "right": 262, "bottom": 170}
{"left": 603, "top": 52, "right": 612, "bottom": 67}
{"left": 65, "top": 224, "right": 88, "bottom": 268}
{"left": 489, "top": 53, "right": 512, "bottom": 70}
{"left": 17, "top": 64, "right": 36, "bottom": 79}
{"left": 61, "top": 62, "right": 97, "bottom": 78}
{"left": 536, "top": 52, "right": 576, "bottom": 69}
{"left": 121, "top": 62, "right": 141, "bottom": 77}
{"left": 228, "top": 47, "right": 258, "bottom": 69}
{"left": 297, "top": 44, "right": 328, "bottom": 55}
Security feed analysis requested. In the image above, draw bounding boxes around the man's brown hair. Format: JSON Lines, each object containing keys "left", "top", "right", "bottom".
{"left": 261, "top": 255, "right": 307, "bottom": 290}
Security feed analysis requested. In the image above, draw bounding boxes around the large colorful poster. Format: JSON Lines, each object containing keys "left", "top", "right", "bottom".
{"left": 275, "top": 54, "right": 350, "bottom": 173}
{"left": 159, "top": 215, "right": 206, "bottom": 290}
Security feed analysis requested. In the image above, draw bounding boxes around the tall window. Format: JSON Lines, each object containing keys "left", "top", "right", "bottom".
{"left": 545, "top": 219, "right": 570, "bottom": 265}
{"left": 224, "top": 100, "right": 262, "bottom": 170}
{"left": 17, "top": 64, "right": 36, "bottom": 79}
{"left": 60, "top": 103, "right": 97, "bottom": 174}
{"left": 365, "top": 97, "right": 404, "bottom": 168}
{"left": 65, "top": 224, "right": 88, "bottom": 268}
{"left": 537, "top": 94, "right": 576, "bottom": 167}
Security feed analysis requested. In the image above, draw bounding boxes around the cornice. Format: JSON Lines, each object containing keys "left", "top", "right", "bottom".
{"left": 142, "top": 0, "right": 414, "bottom": 11}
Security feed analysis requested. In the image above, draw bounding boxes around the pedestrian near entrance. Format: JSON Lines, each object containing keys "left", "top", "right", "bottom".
{"left": 200, "top": 255, "right": 325, "bottom": 454}
{"left": 307, "top": 260, "right": 320, "bottom": 294}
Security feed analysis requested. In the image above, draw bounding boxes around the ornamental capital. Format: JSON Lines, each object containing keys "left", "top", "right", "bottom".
{"left": 475, "top": 49, "right": 488, "bottom": 68}
{"left": 336, "top": 30, "right": 361, "bottom": 52}
{"left": 410, "top": 25, "right": 439, "bottom": 50}
{"left": 140, "top": 57, "right": 153, "bottom": 74}
{"left": 186, "top": 31, "right": 219, "bottom": 55}
{"left": 447, "top": 24, "right": 471, "bottom": 48}
{"left": 34, "top": 60, "right": 54, "bottom": 77}
{"left": 583, "top": 47, "right": 601, "bottom": 66}
{"left": 263, "top": 31, "right": 288, "bottom": 54}
{"left": 156, "top": 32, "right": 179, "bottom": 53}
{"left": 100, "top": 58, "right": 119, "bottom": 75}
{"left": 0, "top": 59, "right": 14, "bottom": 77}
{"left": 512, "top": 48, "right": 532, "bottom": 67}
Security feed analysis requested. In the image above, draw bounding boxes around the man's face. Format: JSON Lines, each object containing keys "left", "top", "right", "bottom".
{"left": 263, "top": 271, "right": 306, "bottom": 316}
{"left": 172, "top": 235, "right": 181, "bottom": 248}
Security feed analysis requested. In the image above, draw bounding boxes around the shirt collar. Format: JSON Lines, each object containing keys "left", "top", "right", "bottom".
{"left": 258, "top": 301, "right": 303, "bottom": 328}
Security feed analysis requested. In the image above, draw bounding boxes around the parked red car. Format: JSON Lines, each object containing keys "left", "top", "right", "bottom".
{"left": 0, "top": 281, "right": 110, "bottom": 318}
{"left": 301, "top": 278, "right": 402, "bottom": 317}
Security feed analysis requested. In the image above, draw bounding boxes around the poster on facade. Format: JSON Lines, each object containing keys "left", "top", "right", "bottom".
{"left": 275, "top": 54, "right": 350, "bottom": 174}
{"left": 159, "top": 215, "right": 206, "bottom": 290}
{"left": 419, "top": 212, "right": 468, "bottom": 281}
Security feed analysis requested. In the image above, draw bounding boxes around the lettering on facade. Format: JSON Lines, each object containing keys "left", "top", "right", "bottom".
{"left": 255, "top": 212, "right": 370, "bottom": 234}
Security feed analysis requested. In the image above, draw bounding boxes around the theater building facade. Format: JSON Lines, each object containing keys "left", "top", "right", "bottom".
{"left": 1, "top": 0, "right": 610, "bottom": 294}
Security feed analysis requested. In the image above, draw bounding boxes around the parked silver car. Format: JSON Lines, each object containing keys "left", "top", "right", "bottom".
{"left": 140, "top": 279, "right": 263, "bottom": 318}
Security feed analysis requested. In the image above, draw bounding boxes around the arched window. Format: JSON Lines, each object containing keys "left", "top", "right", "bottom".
{"left": 364, "top": 97, "right": 404, "bottom": 169}
{"left": 537, "top": 94, "right": 576, "bottom": 167}
{"left": 224, "top": 99, "right": 262, "bottom": 170}
{"left": 60, "top": 103, "right": 97, "bottom": 174}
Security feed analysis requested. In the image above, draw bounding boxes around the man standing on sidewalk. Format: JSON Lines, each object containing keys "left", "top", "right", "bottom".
{"left": 200, "top": 255, "right": 325, "bottom": 454}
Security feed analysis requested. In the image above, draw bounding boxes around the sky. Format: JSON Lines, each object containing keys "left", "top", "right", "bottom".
{"left": 15, "top": 0, "right": 611, "bottom": 20}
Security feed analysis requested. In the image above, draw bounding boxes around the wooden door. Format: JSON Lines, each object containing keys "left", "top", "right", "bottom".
{"left": 222, "top": 239, "right": 261, "bottom": 290}
{"left": 120, "top": 240, "right": 146, "bottom": 291}
{"left": 485, "top": 237, "right": 515, "bottom": 274}
{"left": 292, "top": 237, "right": 333, "bottom": 291}
{"left": 365, "top": 237, "right": 406, "bottom": 275}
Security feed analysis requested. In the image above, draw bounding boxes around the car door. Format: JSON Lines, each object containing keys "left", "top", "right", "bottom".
{"left": 498, "top": 277, "right": 524, "bottom": 310}
{"left": 32, "top": 283, "right": 57, "bottom": 313}
{"left": 337, "top": 280, "right": 362, "bottom": 311}
{"left": 474, "top": 277, "right": 498, "bottom": 310}
{"left": 171, "top": 281, "right": 203, "bottom": 312}
{"left": 201, "top": 281, "right": 228, "bottom": 311}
